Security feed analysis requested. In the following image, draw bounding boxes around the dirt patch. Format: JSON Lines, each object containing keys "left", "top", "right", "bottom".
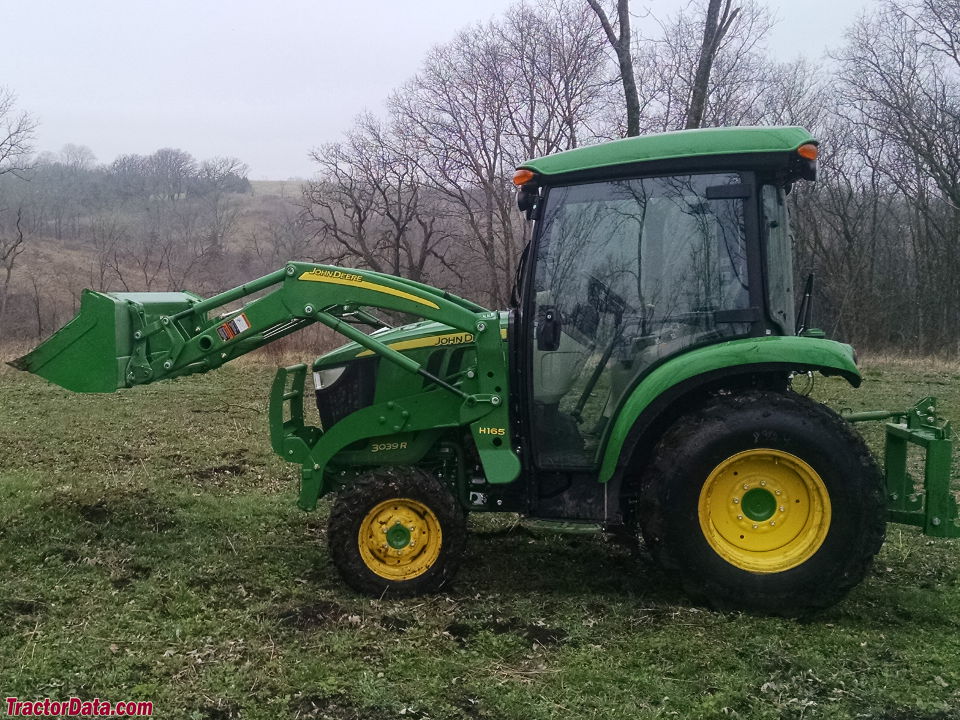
{"left": 110, "top": 561, "right": 153, "bottom": 589}
{"left": 198, "top": 701, "right": 242, "bottom": 720}
{"left": 276, "top": 600, "right": 347, "bottom": 628}
{"left": 495, "top": 618, "right": 568, "bottom": 646}
{"left": 289, "top": 694, "right": 392, "bottom": 720}
{"left": 54, "top": 493, "right": 177, "bottom": 533}
{"left": 379, "top": 615, "right": 411, "bottom": 633}
{"left": 446, "top": 621, "right": 474, "bottom": 644}
{"left": 446, "top": 617, "right": 568, "bottom": 646}
{"left": 77, "top": 500, "right": 111, "bottom": 524}
{"left": 0, "top": 598, "right": 43, "bottom": 618}
{"left": 189, "top": 463, "right": 246, "bottom": 480}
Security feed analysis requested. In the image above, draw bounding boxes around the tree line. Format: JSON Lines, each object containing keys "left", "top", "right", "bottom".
{"left": 1, "top": 0, "right": 957, "bottom": 355}
{"left": 0, "top": 144, "right": 254, "bottom": 337}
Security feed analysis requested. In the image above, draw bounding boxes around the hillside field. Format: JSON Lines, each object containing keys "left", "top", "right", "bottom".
{"left": 1, "top": 356, "right": 959, "bottom": 719}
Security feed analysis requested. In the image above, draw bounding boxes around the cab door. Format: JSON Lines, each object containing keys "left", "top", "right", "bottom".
{"left": 524, "top": 172, "right": 757, "bottom": 471}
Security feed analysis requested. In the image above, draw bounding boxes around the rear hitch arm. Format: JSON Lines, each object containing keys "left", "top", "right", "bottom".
{"left": 845, "top": 396, "right": 958, "bottom": 538}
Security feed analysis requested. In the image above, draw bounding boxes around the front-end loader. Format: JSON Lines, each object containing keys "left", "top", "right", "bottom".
{"left": 12, "top": 126, "right": 957, "bottom": 615}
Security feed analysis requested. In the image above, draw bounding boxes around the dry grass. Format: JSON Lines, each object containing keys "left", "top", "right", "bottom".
{"left": 860, "top": 352, "right": 960, "bottom": 374}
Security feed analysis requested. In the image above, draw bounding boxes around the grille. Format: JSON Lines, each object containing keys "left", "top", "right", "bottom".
{"left": 315, "top": 359, "right": 378, "bottom": 431}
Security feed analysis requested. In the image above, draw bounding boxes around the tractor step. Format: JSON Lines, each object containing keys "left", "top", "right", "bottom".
{"left": 521, "top": 519, "right": 603, "bottom": 535}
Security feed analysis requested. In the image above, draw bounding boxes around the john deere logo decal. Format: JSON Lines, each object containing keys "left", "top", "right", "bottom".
{"left": 299, "top": 268, "right": 364, "bottom": 283}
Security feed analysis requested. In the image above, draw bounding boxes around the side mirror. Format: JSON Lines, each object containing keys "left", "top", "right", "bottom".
{"left": 517, "top": 187, "right": 538, "bottom": 215}
{"left": 536, "top": 305, "right": 561, "bottom": 351}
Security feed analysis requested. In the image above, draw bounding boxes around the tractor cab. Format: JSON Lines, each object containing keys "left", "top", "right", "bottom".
{"left": 511, "top": 126, "right": 819, "bottom": 475}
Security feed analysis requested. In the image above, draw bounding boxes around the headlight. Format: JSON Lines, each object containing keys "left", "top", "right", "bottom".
{"left": 313, "top": 366, "right": 347, "bottom": 389}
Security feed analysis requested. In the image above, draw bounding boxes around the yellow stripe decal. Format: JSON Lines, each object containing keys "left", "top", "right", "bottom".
{"left": 356, "top": 332, "right": 474, "bottom": 357}
{"left": 355, "top": 327, "right": 507, "bottom": 357}
{"left": 298, "top": 270, "right": 440, "bottom": 310}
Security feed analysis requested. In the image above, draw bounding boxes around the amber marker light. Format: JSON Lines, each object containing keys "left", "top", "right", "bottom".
{"left": 797, "top": 143, "right": 819, "bottom": 161}
{"left": 513, "top": 168, "right": 535, "bottom": 186}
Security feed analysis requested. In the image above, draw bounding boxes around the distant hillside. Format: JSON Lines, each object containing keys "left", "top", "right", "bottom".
{"left": 249, "top": 180, "right": 305, "bottom": 199}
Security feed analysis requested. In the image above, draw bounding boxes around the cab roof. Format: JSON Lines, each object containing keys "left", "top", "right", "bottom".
{"left": 519, "top": 126, "right": 816, "bottom": 179}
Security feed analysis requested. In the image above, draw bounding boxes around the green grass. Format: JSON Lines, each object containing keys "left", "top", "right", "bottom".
{"left": 1, "top": 360, "right": 960, "bottom": 719}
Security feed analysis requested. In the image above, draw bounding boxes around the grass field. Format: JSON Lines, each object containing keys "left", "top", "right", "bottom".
{"left": 1, "top": 357, "right": 959, "bottom": 719}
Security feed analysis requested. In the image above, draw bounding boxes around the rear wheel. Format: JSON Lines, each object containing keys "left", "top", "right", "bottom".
{"left": 638, "top": 390, "right": 885, "bottom": 615}
{"left": 328, "top": 467, "right": 466, "bottom": 596}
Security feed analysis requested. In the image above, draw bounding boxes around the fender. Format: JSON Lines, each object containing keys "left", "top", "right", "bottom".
{"left": 597, "top": 336, "right": 861, "bottom": 484}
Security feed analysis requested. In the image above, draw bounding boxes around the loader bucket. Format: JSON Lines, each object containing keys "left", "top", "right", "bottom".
{"left": 8, "top": 289, "right": 201, "bottom": 393}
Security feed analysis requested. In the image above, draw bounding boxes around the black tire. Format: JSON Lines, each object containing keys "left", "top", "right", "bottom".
{"left": 637, "top": 390, "right": 885, "bottom": 615}
{"left": 328, "top": 467, "right": 466, "bottom": 596}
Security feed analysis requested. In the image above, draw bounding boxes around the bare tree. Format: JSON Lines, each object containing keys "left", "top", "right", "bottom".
{"left": 390, "top": 3, "right": 608, "bottom": 305}
{"left": 246, "top": 208, "right": 316, "bottom": 275}
{"left": 0, "top": 206, "right": 28, "bottom": 337}
{"left": 302, "top": 115, "right": 454, "bottom": 284}
{"left": 149, "top": 148, "right": 197, "bottom": 201}
{"left": 587, "top": 0, "right": 642, "bottom": 136}
{"left": 685, "top": 0, "right": 741, "bottom": 128}
{"left": 633, "top": 0, "right": 772, "bottom": 133}
{"left": 59, "top": 143, "right": 97, "bottom": 171}
{"left": 26, "top": 270, "right": 45, "bottom": 339}
{"left": 833, "top": 0, "right": 960, "bottom": 352}
{"left": 195, "top": 157, "right": 249, "bottom": 250}
{"left": 86, "top": 210, "right": 130, "bottom": 290}
{"left": 0, "top": 88, "right": 37, "bottom": 177}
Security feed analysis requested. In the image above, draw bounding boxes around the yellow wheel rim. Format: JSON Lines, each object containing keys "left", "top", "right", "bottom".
{"left": 698, "top": 449, "right": 831, "bottom": 573}
{"left": 358, "top": 498, "right": 443, "bottom": 581}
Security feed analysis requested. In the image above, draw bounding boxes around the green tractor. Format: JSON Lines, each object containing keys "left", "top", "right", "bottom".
{"left": 13, "top": 126, "right": 957, "bottom": 615}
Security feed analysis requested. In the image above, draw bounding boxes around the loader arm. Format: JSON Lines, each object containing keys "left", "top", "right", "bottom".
{"left": 11, "top": 262, "right": 521, "bottom": 501}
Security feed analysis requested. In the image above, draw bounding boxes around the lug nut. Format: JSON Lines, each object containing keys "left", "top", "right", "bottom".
{"left": 737, "top": 515, "right": 743, "bottom": 520}
{"left": 732, "top": 498, "right": 739, "bottom": 504}
{"left": 760, "top": 480, "right": 766, "bottom": 486}
{"left": 752, "top": 524, "right": 758, "bottom": 529}
{"left": 779, "top": 506, "right": 785, "bottom": 512}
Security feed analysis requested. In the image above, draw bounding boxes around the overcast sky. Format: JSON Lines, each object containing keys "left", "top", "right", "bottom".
{"left": 6, "top": 0, "right": 868, "bottom": 179}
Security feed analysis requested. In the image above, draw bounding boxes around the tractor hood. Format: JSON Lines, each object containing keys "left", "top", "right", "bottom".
{"left": 313, "top": 312, "right": 510, "bottom": 370}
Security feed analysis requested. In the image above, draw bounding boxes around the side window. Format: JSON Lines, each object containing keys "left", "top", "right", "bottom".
{"left": 531, "top": 173, "right": 751, "bottom": 468}
{"left": 763, "top": 184, "right": 795, "bottom": 335}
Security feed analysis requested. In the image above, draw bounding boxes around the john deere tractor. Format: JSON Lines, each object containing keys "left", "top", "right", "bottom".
{"left": 14, "top": 126, "right": 957, "bottom": 615}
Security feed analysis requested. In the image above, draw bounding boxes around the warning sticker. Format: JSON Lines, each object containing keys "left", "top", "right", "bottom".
{"left": 216, "top": 313, "right": 251, "bottom": 341}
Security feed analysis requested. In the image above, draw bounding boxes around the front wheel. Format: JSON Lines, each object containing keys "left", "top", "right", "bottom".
{"left": 328, "top": 467, "right": 466, "bottom": 596}
{"left": 638, "top": 390, "right": 886, "bottom": 615}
